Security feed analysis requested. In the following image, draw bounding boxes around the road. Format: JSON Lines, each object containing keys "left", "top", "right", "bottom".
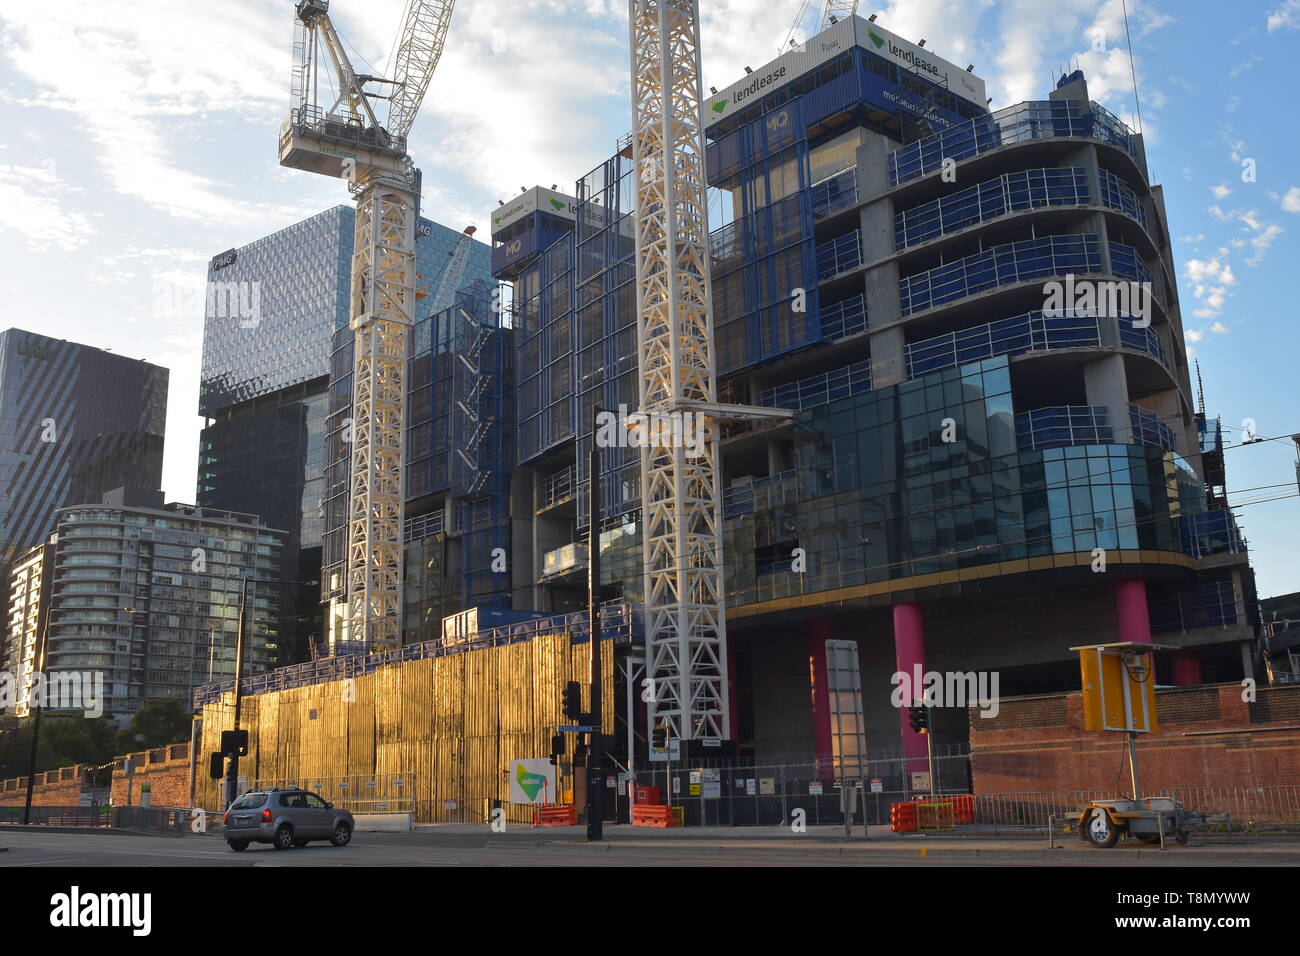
{"left": 2, "top": 824, "right": 1296, "bottom": 866}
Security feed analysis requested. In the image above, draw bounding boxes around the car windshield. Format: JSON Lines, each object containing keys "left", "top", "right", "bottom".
{"left": 229, "top": 793, "right": 266, "bottom": 810}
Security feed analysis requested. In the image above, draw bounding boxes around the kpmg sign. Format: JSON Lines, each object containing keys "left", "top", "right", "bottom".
{"left": 707, "top": 16, "right": 986, "bottom": 119}
{"left": 210, "top": 248, "right": 238, "bottom": 272}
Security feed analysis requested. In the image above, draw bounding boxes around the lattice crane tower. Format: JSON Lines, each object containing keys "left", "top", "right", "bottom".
{"left": 280, "top": 0, "right": 455, "bottom": 650}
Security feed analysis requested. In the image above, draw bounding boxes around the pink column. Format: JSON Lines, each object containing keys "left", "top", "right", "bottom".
{"left": 1114, "top": 578, "right": 1152, "bottom": 644}
{"left": 1171, "top": 649, "right": 1202, "bottom": 687}
{"left": 893, "top": 602, "right": 928, "bottom": 770}
{"left": 808, "top": 619, "right": 834, "bottom": 778}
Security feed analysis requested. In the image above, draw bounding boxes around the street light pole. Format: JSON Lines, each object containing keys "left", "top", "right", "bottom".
{"left": 223, "top": 576, "right": 250, "bottom": 808}
{"left": 586, "top": 402, "right": 604, "bottom": 841}
{"left": 21, "top": 607, "right": 54, "bottom": 825}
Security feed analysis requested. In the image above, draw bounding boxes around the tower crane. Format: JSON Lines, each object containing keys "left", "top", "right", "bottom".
{"left": 627, "top": 0, "right": 792, "bottom": 744}
{"left": 280, "top": 0, "right": 456, "bottom": 650}
{"left": 430, "top": 226, "right": 477, "bottom": 316}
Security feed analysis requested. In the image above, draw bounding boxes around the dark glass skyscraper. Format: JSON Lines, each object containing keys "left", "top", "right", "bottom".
{"left": 0, "top": 327, "right": 167, "bottom": 572}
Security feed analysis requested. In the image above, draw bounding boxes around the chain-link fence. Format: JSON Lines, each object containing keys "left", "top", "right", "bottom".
{"left": 623, "top": 747, "right": 972, "bottom": 827}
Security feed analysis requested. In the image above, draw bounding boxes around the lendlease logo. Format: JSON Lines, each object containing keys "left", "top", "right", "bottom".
{"left": 718, "top": 64, "right": 788, "bottom": 113}
{"left": 887, "top": 39, "right": 942, "bottom": 78}
{"left": 867, "top": 28, "right": 885, "bottom": 49}
{"left": 548, "top": 197, "right": 565, "bottom": 211}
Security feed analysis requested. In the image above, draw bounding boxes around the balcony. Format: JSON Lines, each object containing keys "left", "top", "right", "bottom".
{"left": 889, "top": 99, "right": 1140, "bottom": 187}
{"left": 899, "top": 234, "right": 1102, "bottom": 316}
{"left": 906, "top": 311, "right": 1101, "bottom": 378}
{"left": 723, "top": 470, "right": 801, "bottom": 518}
{"left": 1017, "top": 405, "right": 1112, "bottom": 451}
{"left": 895, "top": 167, "right": 1091, "bottom": 249}
{"left": 758, "top": 359, "right": 872, "bottom": 411}
{"left": 539, "top": 464, "right": 577, "bottom": 511}
{"left": 819, "top": 293, "right": 868, "bottom": 341}
{"left": 816, "top": 230, "right": 863, "bottom": 280}
{"left": 1016, "top": 404, "right": 1177, "bottom": 453}
{"left": 811, "top": 167, "right": 858, "bottom": 219}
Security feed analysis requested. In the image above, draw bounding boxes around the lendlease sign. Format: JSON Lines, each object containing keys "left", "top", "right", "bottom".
{"left": 490, "top": 186, "right": 577, "bottom": 238}
{"left": 707, "top": 16, "right": 986, "bottom": 119}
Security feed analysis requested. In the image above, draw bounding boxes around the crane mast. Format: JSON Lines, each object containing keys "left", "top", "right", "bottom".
{"left": 280, "top": 0, "right": 455, "bottom": 650}
{"left": 629, "top": 0, "right": 728, "bottom": 742}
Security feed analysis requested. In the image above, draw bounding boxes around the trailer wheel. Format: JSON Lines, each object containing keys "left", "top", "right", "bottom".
{"left": 1084, "top": 808, "right": 1121, "bottom": 848}
{"left": 1175, "top": 830, "right": 1190, "bottom": 846}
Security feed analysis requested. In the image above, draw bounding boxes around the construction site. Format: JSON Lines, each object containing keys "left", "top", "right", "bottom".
{"left": 67, "top": 0, "right": 1292, "bottom": 833}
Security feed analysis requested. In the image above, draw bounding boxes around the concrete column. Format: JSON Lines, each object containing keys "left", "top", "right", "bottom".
{"left": 1083, "top": 353, "right": 1133, "bottom": 443}
{"left": 1241, "top": 642, "right": 1255, "bottom": 682}
{"left": 1171, "top": 649, "right": 1202, "bottom": 687}
{"left": 1113, "top": 578, "right": 1152, "bottom": 644}
{"left": 893, "top": 602, "right": 928, "bottom": 771}
{"left": 808, "top": 619, "right": 833, "bottom": 778}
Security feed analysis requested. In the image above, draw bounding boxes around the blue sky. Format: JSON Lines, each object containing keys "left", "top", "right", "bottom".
{"left": 0, "top": 0, "right": 1296, "bottom": 596}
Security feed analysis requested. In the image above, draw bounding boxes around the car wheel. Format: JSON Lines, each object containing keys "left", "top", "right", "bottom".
{"left": 329, "top": 822, "right": 353, "bottom": 847}
{"left": 293, "top": 839, "right": 310, "bottom": 847}
{"left": 227, "top": 839, "right": 249, "bottom": 852}
{"left": 272, "top": 825, "right": 295, "bottom": 850}
{"left": 1084, "top": 808, "right": 1121, "bottom": 848}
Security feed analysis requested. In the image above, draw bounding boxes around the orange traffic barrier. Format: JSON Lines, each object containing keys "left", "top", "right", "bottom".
{"left": 632, "top": 804, "right": 675, "bottom": 827}
{"left": 536, "top": 804, "right": 577, "bottom": 827}
{"left": 890, "top": 801, "right": 917, "bottom": 833}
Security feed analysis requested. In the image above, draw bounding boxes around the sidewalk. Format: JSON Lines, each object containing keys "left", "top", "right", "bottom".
{"left": 460, "top": 823, "right": 1300, "bottom": 863}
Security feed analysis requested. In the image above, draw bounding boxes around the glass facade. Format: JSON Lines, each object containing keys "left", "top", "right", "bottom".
{"left": 0, "top": 328, "right": 167, "bottom": 571}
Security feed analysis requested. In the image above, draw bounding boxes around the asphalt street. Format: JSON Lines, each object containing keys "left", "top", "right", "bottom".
{"left": 2, "top": 824, "right": 1297, "bottom": 866}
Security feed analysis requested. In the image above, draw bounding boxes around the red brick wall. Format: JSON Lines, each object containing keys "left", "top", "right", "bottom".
{"left": 971, "top": 683, "right": 1300, "bottom": 792}
{"left": 109, "top": 744, "right": 193, "bottom": 807}
{"left": 0, "top": 768, "right": 90, "bottom": 807}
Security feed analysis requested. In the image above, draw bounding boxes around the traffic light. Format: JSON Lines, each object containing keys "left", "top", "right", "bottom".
{"left": 221, "top": 729, "right": 249, "bottom": 757}
{"left": 562, "top": 680, "right": 583, "bottom": 721}
{"left": 651, "top": 723, "right": 667, "bottom": 750}
{"left": 209, "top": 752, "right": 225, "bottom": 779}
{"left": 573, "top": 737, "right": 588, "bottom": 767}
{"left": 908, "top": 702, "right": 930, "bottom": 734}
{"left": 550, "top": 733, "right": 565, "bottom": 756}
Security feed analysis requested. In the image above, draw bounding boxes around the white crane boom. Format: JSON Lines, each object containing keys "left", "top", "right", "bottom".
{"left": 387, "top": 0, "right": 456, "bottom": 140}
{"left": 280, "top": 0, "right": 454, "bottom": 651}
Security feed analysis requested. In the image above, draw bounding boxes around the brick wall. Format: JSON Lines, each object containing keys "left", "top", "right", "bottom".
{"left": 109, "top": 744, "right": 193, "bottom": 807}
{"left": 0, "top": 766, "right": 91, "bottom": 807}
{"left": 0, "top": 742, "right": 193, "bottom": 809}
{"left": 971, "top": 683, "right": 1300, "bottom": 792}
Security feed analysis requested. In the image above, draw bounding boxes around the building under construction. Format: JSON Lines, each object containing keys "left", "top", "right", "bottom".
{"left": 194, "top": 12, "right": 1261, "bottom": 818}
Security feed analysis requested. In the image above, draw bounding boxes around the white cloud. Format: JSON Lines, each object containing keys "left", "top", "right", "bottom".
{"left": 1211, "top": 184, "right": 1232, "bottom": 200}
{"left": 1280, "top": 187, "right": 1300, "bottom": 213}
{"left": 1187, "top": 329, "right": 1204, "bottom": 342}
{"left": 0, "top": 160, "right": 94, "bottom": 251}
{"left": 1268, "top": 0, "right": 1300, "bottom": 31}
{"left": 1210, "top": 321, "right": 1228, "bottom": 334}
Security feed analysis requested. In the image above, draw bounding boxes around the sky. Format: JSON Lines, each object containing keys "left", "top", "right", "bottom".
{"left": 0, "top": 0, "right": 1296, "bottom": 596}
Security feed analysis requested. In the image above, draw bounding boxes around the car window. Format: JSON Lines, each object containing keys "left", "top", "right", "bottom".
{"left": 305, "top": 794, "right": 327, "bottom": 809}
{"left": 229, "top": 794, "right": 266, "bottom": 810}
{"left": 282, "top": 793, "right": 306, "bottom": 808}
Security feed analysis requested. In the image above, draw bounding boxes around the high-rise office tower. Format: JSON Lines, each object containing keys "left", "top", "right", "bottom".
{"left": 198, "top": 205, "right": 492, "bottom": 662}
{"left": 0, "top": 329, "right": 167, "bottom": 669}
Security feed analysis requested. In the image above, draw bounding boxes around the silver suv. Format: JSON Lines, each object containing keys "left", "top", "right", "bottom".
{"left": 223, "top": 789, "right": 354, "bottom": 851}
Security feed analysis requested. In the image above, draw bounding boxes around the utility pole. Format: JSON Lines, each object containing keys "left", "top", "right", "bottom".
{"left": 21, "top": 609, "right": 53, "bottom": 825}
{"left": 586, "top": 404, "right": 604, "bottom": 841}
{"left": 223, "top": 576, "right": 250, "bottom": 808}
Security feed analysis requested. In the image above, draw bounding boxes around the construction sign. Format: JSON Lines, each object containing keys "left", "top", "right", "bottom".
{"left": 507, "top": 759, "right": 557, "bottom": 804}
{"left": 1073, "top": 642, "right": 1166, "bottom": 734}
